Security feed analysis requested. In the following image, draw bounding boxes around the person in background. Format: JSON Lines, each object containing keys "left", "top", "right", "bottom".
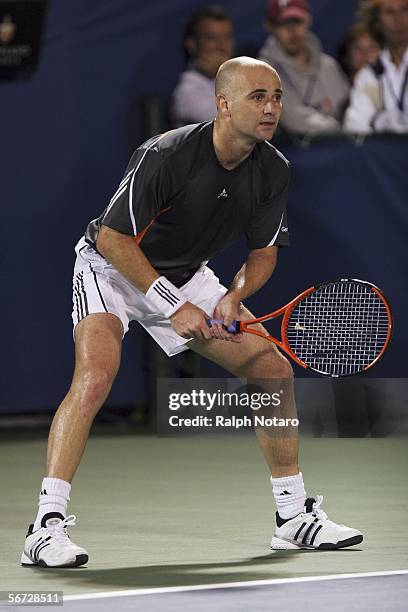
{"left": 338, "top": 22, "right": 380, "bottom": 83}
{"left": 258, "top": 0, "right": 350, "bottom": 134}
{"left": 171, "top": 4, "right": 234, "bottom": 125}
{"left": 344, "top": 0, "right": 408, "bottom": 133}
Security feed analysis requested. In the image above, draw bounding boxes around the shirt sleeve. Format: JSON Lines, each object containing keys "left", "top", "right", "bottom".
{"left": 343, "top": 68, "right": 378, "bottom": 134}
{"left": 101, "top": 146, "right": 170, "bottom": 237}
{"left": 246, "top": 164, "right": 290, "bottom": 250}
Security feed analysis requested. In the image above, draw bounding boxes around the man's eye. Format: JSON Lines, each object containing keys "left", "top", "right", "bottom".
{"left": 254, "top": 94, "right": 264, "bottom": 101}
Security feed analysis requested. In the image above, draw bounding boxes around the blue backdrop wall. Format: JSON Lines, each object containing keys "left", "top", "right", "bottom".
{"left": 1, "top": 0, "right": 406, "bottom": 413}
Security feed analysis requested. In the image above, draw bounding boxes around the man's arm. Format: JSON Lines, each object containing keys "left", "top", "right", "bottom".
{"left": 280, "top": 93, "right": 342, "bottom": 134}
{"left": 343, "top": 68, "right": 378, "bottom": 134}
{"left": 228, "top": 245, "right": 278, "bottom": 301}
{"left": 96, "top": 225, "right": 237, "bottom": 341}
{"left": 213, "top": 246, "right": 278, "bottom": 327}
{"left": 97, "top": 225, "right": 158, "bottom": 292}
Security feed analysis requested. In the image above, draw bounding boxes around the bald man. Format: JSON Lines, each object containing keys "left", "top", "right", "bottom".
{"left": 22, "top": 57, "right": 362, "bottom": 568}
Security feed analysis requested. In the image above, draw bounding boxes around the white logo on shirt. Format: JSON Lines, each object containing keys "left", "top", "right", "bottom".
{"left": 217, "top": 188, "right": 228, "bottom": 199}
{"left": 281, "top": 226, "right": 288, "bottom": 232}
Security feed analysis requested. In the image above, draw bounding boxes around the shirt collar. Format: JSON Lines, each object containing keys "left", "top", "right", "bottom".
{"left": 381, "top": 47, "right": 408, "bottom": 69}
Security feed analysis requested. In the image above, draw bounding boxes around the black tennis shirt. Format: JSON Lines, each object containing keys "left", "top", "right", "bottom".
{"left": 85, "top": 122, "right": 290, "bottom": 287}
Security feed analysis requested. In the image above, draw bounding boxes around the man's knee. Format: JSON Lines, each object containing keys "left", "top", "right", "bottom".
{"left": 271, "top": 353, "right": 294, "bottom": 380}
{"left": 73, "top": 366, "right": 116, "bottom": 409}
{"left": 251, "top": 345, "right": 294, "bottom": 379}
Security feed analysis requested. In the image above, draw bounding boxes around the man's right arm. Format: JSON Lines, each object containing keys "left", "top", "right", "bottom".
{"left": 96, "top": 225, "right": 229, "bottom": 341}
{"left": 97, "top": 224, "right": 159, "bottom": 293}
{"left": 343, "top": 68, "right": 377, "bottom": 134}
{"left": 279, "top": 89, "right": 342, "bottom": 134}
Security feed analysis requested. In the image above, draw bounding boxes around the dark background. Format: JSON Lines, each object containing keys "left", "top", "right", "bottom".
{"left": 1, "top": 0, "right": 406, "bottom": 413}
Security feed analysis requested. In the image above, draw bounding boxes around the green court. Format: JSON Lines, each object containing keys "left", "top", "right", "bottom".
{"left": 1, "top": 434, "right": 407, "bottom": 605}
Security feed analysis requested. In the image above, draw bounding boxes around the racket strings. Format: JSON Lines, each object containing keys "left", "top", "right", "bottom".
{"left": 286, "top": 282, "right": 390, "bottom": 376}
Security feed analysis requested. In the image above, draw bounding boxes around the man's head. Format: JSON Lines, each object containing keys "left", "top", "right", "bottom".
{"left": 377, "top": 0, "right": 408, "bottom": 47}
{"left": 215, "top": 57, "right": 283, "bottom": 142}
{"left": 339, "top": 22, "right": 380, "bottom": 80}
{"left": 358, "top": 0, "right": 408, "bottom": 48}
{"left": 184, "top": 5, "right": 234, "bottom": 77}
{"left": 266, "top": 0, "right": 311, "bottom": 56}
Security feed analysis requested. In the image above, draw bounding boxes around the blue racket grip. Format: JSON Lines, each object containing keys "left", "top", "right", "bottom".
{"left": 207, "top": 319, "right": 240, "bottom": 334}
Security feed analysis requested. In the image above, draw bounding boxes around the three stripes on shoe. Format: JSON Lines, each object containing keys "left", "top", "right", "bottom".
{"left": 293, "top": 518, "right": 323, "bottom": 546}
{"left": 29, "top": 534, "right": 51, "bottom": 562}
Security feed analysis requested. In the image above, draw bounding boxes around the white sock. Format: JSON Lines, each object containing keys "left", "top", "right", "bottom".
{"left": 271, "top": 472, "right": 306, "bottom": 519}
{"left": 33, "top": 477, "right": 71, "bottom": 531}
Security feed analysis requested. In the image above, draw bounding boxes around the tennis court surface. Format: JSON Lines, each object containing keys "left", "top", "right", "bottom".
{"left": 1, "top": 436, "right": 407, "bottom": 610}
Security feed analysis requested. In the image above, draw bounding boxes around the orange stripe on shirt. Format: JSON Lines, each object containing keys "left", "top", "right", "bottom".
{"left": 134, "top": 206, "right": 172, "bottom": 245}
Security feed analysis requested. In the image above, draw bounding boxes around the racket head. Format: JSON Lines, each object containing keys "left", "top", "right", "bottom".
{"left": 281, "top": 279, "right": 392, "bottom": 377}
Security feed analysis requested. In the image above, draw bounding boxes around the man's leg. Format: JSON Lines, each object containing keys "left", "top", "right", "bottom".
{"left": 189, "top": 305, "right": 363, "bottom": 549}
{"left": 22, "top": 313, "right": 123, "bottom": 567}
{"left": 46, "top": 313, "right": 123, "bottom": 482}
{"left": 189, "top": 305, "right": 298, "bottom": 480}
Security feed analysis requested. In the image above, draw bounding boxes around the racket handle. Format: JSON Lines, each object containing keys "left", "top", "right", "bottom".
{"left": 207, "top": 319, "right": 240, "bottom": 334}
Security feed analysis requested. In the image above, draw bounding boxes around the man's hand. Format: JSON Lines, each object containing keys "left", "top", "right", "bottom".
{"left": 170, "top": 302, "right": 213, "bottom": 340}
{"left": 170, "top": 299, "right": 242, "bottom": 343}
{"left": 209, "top": 292, "right": 243, "bottom": 342}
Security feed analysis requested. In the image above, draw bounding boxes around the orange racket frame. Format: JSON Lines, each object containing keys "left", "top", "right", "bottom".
{"left": 210, "top": 280, "right": 393, "bottom": 376}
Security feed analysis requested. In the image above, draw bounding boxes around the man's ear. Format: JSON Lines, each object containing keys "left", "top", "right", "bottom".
{"left": 264, "top": 20, "right": 274, "bottom": 34}
{"left": 216, "top": 94, "right": 231, "bottom": 117}
{"left": 304, "top": 14, "right": 312, "bottom": 29}
{"left": 185, "top": 35, "right": 198, "bottom": 58}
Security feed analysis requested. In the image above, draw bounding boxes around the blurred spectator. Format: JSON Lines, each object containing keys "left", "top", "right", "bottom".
{"left": 338, "top": 22, "right": 380, "bottom": 83}
{"left": 171, "top": 5, "right": 234, "bottom": 125}
{"left": 258, "top": 0, "right": 350, "bottom": 134}
{"left": 344, "top": 0, "right": 408, "bottom": 133}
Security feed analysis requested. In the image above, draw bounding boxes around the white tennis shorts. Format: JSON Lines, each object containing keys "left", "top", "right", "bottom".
{"left": 72, "top": 237, "right": 227, "bottom": 356}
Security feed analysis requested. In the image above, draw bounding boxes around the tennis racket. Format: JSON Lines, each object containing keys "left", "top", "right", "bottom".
{"left": 208, "top": 278, "right": 392, "bottom": 377}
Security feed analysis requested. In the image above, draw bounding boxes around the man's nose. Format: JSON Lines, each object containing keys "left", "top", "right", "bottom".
{"left": 264, "top": 101, "right": 274, "bottom": 114}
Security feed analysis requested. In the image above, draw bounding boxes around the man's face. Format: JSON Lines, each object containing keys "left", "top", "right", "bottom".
{"left": 222, "top": 66, "right": 283, "bottom": 142}
{"left": 188, "top": 18, "right": 234, "bottom": 63}
{"left": 378, "top": 0, "right": 408, "bottom": 47}
{"left": 271, "top": 17, "right": 310, "bottom": 56}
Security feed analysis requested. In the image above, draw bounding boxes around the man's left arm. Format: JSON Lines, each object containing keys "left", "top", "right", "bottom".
{"left": 213, "top": 246, "right": 278, "bottom": 329}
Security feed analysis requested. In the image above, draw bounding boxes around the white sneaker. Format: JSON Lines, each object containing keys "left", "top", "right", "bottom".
{"left": 21, "top": 512, "right": 89, "bottom": 567}
{"left": 271, "top": 496, "right": 363, "bottom": 550}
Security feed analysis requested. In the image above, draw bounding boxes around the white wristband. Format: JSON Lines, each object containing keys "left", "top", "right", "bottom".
{"left": 145, "top": 276, "right": 187, "bottom": 318}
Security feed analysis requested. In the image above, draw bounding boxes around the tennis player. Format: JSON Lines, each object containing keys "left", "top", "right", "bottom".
{"left": 21, "top": 57, "right": 362, "bottom": 567}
